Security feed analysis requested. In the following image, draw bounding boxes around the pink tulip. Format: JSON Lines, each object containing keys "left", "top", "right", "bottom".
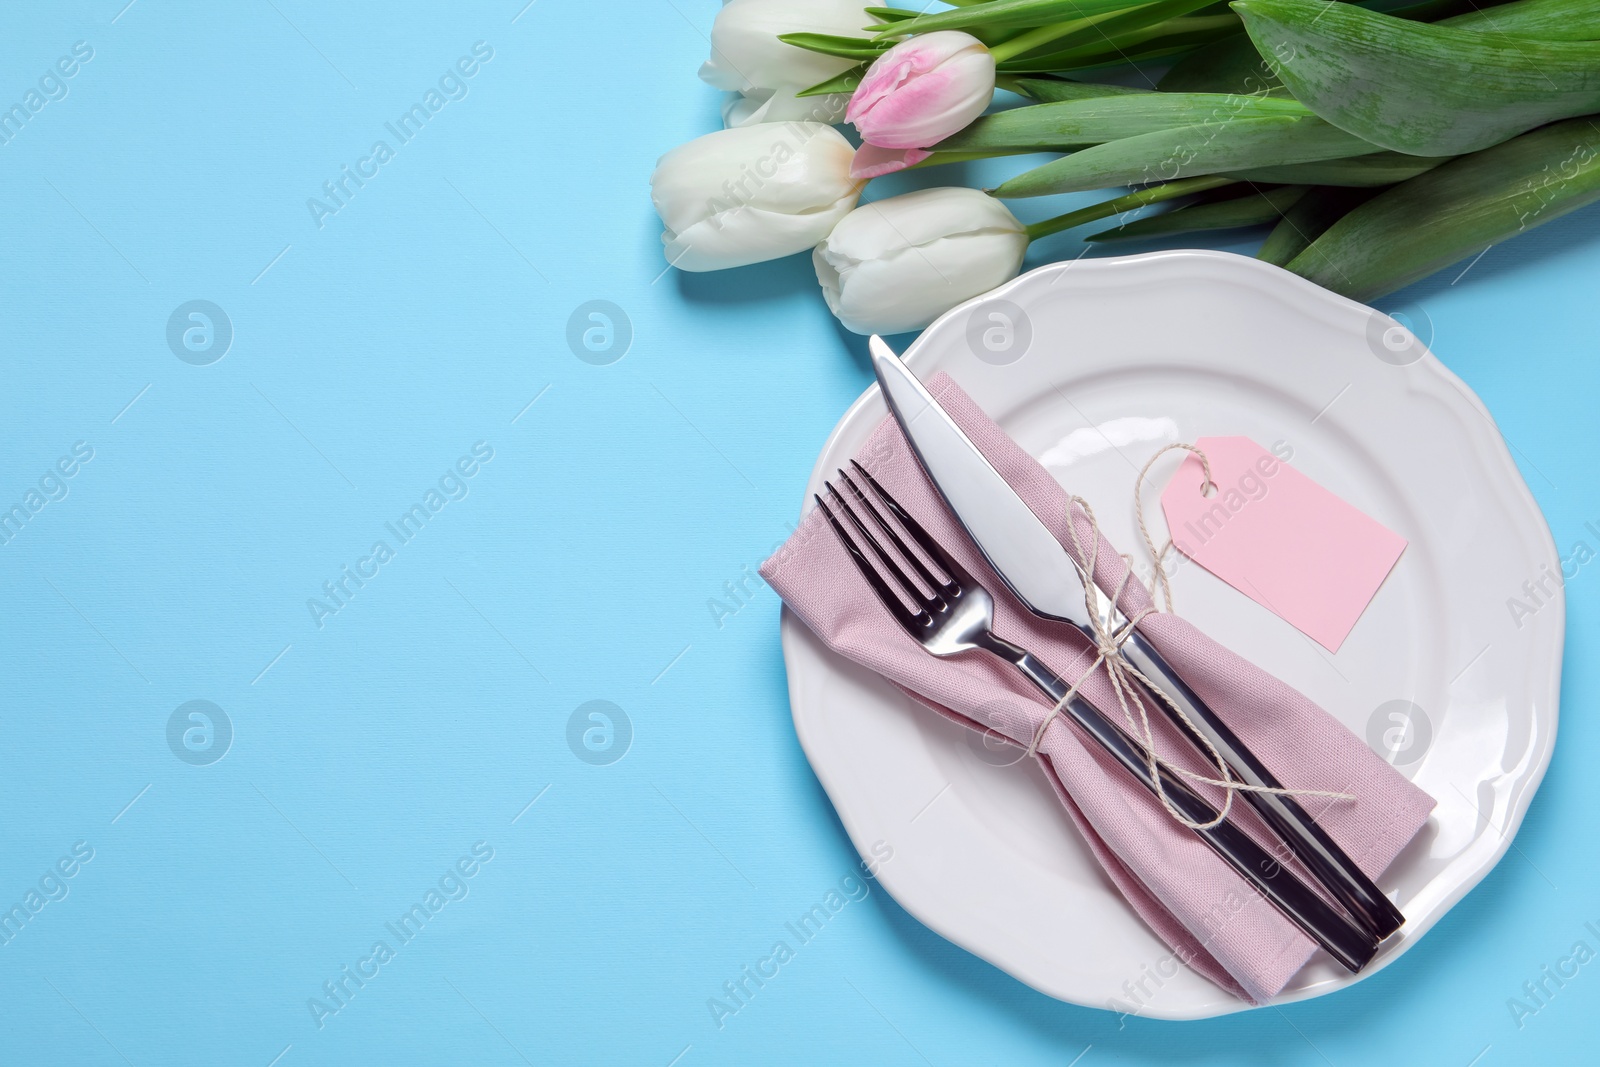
{"left": 849, "top": 143, "right": 931, "bottom": 180}
{"left": 846, "top": 31, "right": 995, "bottom": 153}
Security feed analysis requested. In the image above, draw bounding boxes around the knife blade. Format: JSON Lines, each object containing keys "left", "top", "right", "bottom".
{"left": 868, "top": 334, "right": 1405, "bottom": 942}
{"left": 866, "top": 335, "right": 1095, "bottom": 630}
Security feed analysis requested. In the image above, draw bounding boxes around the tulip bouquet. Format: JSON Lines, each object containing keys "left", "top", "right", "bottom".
{"left": 651, "top": 0, "right": 1600, "bottom": 335}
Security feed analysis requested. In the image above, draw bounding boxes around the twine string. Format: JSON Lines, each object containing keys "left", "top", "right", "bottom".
{"left": 1020, "top": 445, "right": 1355, "bottom": 830}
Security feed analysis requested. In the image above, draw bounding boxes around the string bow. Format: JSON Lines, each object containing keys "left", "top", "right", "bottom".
{"left": 1022, "top": 443, "right": 1354, "bottom": 830}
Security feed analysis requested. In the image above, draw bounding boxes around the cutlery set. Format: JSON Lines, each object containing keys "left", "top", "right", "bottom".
{"left": 814, "top": 336, "right": 1407, "bottom": 972}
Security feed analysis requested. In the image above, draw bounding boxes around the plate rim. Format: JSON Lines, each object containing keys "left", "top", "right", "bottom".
{"left": 779, "top": 248, "right": 1564, "bottom": 1019}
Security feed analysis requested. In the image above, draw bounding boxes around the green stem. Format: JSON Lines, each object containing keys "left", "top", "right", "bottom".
{"left": 990, "top": 15, "right": 1110, "bottom": 62}
{"left": 1022, "top": 175, "right": 1236, "bottom": 240}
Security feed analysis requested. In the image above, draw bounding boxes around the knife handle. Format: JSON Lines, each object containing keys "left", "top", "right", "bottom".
{"left": 973, "top": 631, "right": 1379, "bottom": 974}
{"left": 1116, "top": 629, "right": 1406, "bottom": 941}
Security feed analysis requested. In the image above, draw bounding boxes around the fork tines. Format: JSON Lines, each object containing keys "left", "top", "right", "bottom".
{"left": 816, "top": 463, "right": 970, "bottom": 628}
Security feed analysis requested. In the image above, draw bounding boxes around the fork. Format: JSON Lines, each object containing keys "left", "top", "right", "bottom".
{"left": 817, "top": 461, "right": 1379, "bottom": 974}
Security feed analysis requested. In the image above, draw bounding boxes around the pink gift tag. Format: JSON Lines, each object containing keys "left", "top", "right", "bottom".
{"left": 1161, "top": 436, "right": 1406, "bottom": 652}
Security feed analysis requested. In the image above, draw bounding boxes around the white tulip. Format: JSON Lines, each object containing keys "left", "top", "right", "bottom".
{"left": 651, "top": 122, "right": 863, "bottom": 272}
{"left": 723, "top": 85, "right": 847, "bottom": 129}
{"left": 814, "top": 187, "right": 1029, "bottom": 335}
{"left": 701, "top": 0, "right": 870, "bottom": 95}
{"left": 704, "top": 0, "right": 871, "bottom": 128}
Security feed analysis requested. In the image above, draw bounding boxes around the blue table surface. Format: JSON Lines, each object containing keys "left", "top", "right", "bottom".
{"left": 2, "top": 3, "right": 1597, "bottom": 1064}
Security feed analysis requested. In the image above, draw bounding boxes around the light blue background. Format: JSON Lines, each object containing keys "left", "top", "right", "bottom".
{"left": 1, "top": 2, "right": 1596, "bottom": 1064}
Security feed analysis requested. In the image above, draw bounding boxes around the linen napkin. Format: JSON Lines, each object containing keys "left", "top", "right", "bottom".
{"left": 761, "top": 374, "right": 1436, "bottom": 1004}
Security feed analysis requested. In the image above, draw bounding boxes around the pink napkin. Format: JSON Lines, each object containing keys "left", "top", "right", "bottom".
{"left": 761, "top": 375, "right": 1435, "bottom": 1004}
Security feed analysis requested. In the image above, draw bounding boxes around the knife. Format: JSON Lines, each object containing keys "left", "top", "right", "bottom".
{"left": 868, "top": 334, "right": 1406, "bottom": 943}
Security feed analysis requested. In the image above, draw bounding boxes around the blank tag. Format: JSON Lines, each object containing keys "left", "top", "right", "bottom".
{"left": 1161, "top": 437, "right": 1406, "bottom": 652}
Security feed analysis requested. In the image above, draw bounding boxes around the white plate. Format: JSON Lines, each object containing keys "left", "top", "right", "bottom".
{"left": 780, "top": 250, "right": 1562, "bottom": 1019}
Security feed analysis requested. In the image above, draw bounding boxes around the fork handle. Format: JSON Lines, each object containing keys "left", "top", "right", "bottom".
{"left": 972, "top": 631, "right": 1378, "bottom": 974}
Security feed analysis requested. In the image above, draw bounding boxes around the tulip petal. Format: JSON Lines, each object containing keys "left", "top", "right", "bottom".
{"left": 849, "top": 143, "right": 932, "bottom": 179}
{"left": 650, "top": 123, "right": 864, "bottom": 271}
{"left": 846, "top": 52, "right": 923, "bottom": 125}
{"left": 814, "top": 186, "right": 1028, "bottom": 334}
{"left": 702, "top": 0, "right": 876, "bottom": 95}
{"left": 724, "top": 86, "right": 848, "bottom": 128}
{"left": 846, "top": 31, "right": 995, "bottom": 149}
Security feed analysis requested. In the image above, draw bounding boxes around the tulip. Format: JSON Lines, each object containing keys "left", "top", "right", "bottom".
{"left": 813, "top": 187, "right": 1027, "bottom": 335}
{"left": 651, "top": 122, "right": 863, "bottom": 272}
{"left": 724, "top": 85, "right": 847, "bottom": 129}
{"left": 849, "top": 143, "right": 932, "bottom": 181}
{"left": 846, "top": 31, "right": 995, "bottom": 176}
{"left": 813, "top": 177, "right": 1236, "bottom": 334}
{"left": 701, "top": 0, "right": 871, "bottom": 127}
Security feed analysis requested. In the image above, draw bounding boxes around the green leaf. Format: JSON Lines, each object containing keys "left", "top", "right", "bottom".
{"left": 1227, "top": 151, "right": 1453, "bottom": 185}
{"left": 1025, "top": 175, "right": 1238, "bottom": 239}
{"left": 874, "top": 0, "right": 1156, "bottom": 37}
{"left": 796, "top": 64, "right": 868, "bottom": 97}
{"left": 863, "top": 7, "right": 921, "bottom": 22}
{"left": 1256, "top": 186, "right": 1377, "bottom": 265}
{"left": 998, "top": 15, "right": 1240, "bottom": 69}
{"left": 1440, "top": 0, "right": 1600, "bottom": 40}
{"left": 1010, "top": 77, "right": 1152, "bottom": 102}
{"left": 1088, "top": 184, "right": 1307, "bottom": 239}
{"left": 1232, "top": 0, "right": 1600, "bottom": 156}
{"left": 1007, "top": 0, "right": 1231, "bottom": 59}
{"left": 1360, "top": 0, "right": 1479, "bottom": 18}
{"left": 991, "top": 113, "right": 1376, "bottom": 196}
{"left": 1157, "top": 32, "right": 1282, "bottom": 93}
{"left": 776, "top": 33, "right": 889, "bottom": 61}
{"left": 910, "top": 148, "right": 1052, "bottom": 169}
{"left": 989, "top": 7, "right": 1149, "bottom": 60}
{"left": 1155, "top": 1, "right": 1469, "bottom": 95}
{"left": 1069, "top": 41, "right": 1224, "bottom": 70}
{"left": 938, "top": 92, "right": 1310, "bottom": 151}
{"left": 1287, "top": 116, "right": 1600, "bottom": 299}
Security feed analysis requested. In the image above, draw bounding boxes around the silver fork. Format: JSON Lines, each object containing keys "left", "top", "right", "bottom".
{"left": 817, "top": 461, "right": 1378, "bottom": 974}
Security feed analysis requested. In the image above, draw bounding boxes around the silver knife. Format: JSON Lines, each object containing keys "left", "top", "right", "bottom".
{"left": 868, "top": 334, "right": 1404, "bottom": 942}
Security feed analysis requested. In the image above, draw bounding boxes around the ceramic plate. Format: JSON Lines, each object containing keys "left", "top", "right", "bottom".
{"left": 779, "top": 250, "right": 1562, "bottom": 1019}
